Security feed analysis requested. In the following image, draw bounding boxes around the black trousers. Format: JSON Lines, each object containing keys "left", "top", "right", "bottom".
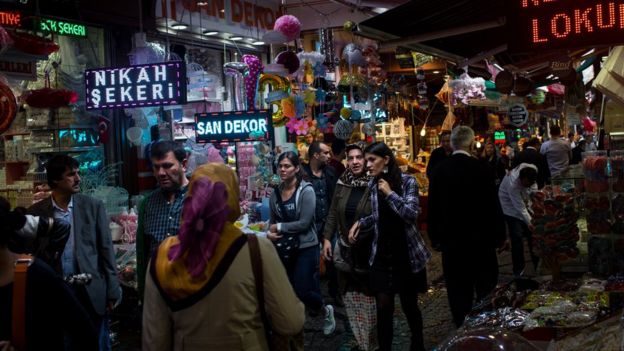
{"left": 442, "top": 249, "right": 498, "bottom": 327}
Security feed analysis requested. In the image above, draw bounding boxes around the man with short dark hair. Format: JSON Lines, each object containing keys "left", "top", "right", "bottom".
{"left": 303, "top": 141, "right": 339, "bottom": 302}
{"left": 136, "top": 141, "right": 189, "bottom": 299}
{"left": 498, "top": 163, "right": 539, "bottom": 278}
{"left": 28, "top": 154, "right": 121, "bottom": 350}
{"left": 540, "top": 125, "right": 571, "bottom": 177}
{"left": 426, "top": 131, "right": 452, "bottom": 179}
{"left": 328, "top": 139, "right": 346, "bottom": 176}
{"left": 513, "top": 137, "right": 550, "bottom": 189}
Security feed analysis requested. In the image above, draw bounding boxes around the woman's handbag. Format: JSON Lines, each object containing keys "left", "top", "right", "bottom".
{"left": 333, "top": 237, "right": 353, "bottom": 273}
{"left": 248, "top": 235, "right": 304, "bottom": 351}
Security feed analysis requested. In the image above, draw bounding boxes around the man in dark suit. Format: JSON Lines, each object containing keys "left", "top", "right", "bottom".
{"left": 426, "top": 131, "right": 452, "bottom": 179}
{"left": 428, "top": 126, "right": 506, "bottom": 327}
{"left": 513, "top": 137, "right": 551, "bottom": 189}
{"left": 28, "top": 155, "right": 121, "bottom": 349}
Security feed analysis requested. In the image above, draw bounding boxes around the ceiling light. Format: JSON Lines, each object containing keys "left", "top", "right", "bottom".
{"left": 197, "top": 1, "right": 208, "bottom": 6}
{"left": 432, "top": 70, "right": 440, "bottom": 74}
{"left": 220, "top": 9, "right": 225, "bottom": 13}
{"left": 203, "top": 30, "right": 218, "bottom": 35}
{"left": 171, "top": 23, "right": 188, "bottom": 30}
{"left": 252, "top": 41, "right": 265, "bottom": 45}
{"left": 493, "top": 63, "right": 504, "bottom": 71}
{"left": 230, "top": 36, "right": 243, "bottom": 41}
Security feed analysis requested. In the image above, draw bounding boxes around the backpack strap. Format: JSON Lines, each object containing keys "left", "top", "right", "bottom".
{"left": 12, "top": 254, "right": 34, "bottom": 351}
{"left": 248, "top": 235, "right": 273, "bottom": 350}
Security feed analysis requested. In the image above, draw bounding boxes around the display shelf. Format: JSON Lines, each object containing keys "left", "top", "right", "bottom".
{"left": 29, "top": 145, "right": 102, "bottom": 154}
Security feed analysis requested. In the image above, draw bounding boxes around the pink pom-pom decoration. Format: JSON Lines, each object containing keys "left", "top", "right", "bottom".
{"left": 242, "top": 54, "right": 264, "bottom": 109}
{"left": 274, "top": 15, "right": 301, "bottom": 42}
{"left": 275, "top": 51, "right": 300, "bottom": 75}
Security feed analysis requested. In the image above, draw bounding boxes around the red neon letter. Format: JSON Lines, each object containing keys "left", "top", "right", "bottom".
{"left": 597, "top": 3, "right": 616, "bottom": 28}
{"left": 532, "top": 18, "right": 548, "bottom": 43}
{"left": 575, "top": 7, "right": 594, "bottom": 33}
{"left": 522, "top": 0, "right": 540, "bottom": 7}
{"left": 551, "top": 13, "right": 572, "bottom": 38}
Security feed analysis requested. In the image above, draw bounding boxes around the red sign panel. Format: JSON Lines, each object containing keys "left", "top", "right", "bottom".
{"left": 0, "top": 11, "right": 21, "bottom": 27}
{"left": 507, "top": 0, "right": 624, "bottom": 53}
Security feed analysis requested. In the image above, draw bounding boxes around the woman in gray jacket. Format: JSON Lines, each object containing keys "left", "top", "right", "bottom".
{"left": 269, "top": 151, "right": 336, "bottom": 336}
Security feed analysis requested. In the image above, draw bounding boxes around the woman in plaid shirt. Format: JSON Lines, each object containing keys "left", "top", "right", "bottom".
{"left": 349, "top": 142, "right": 431, "bottom": 351}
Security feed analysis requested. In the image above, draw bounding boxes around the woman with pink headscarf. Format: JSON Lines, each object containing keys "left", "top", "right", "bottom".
{"left": 142, "top": 163, "right": 304, "bottom": 351}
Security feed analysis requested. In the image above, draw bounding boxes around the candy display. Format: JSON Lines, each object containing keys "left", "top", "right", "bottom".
{"left": 582, "top": 152, "right": 609, "bottom": 193}
{"left": 521, "top": 291, "right": 609, "bottom": 329}
{"left": 530, "top": 187, "right": 580, "bottom": 275}
{"left": 463, "top": 308, "right": 530, "bottom": 331}
{"left": 611, "top": 151, "right": 624, "bottom": 192}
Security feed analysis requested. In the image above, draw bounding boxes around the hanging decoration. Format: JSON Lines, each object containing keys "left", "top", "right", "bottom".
{"left": 449, "top": 73, "right": 486, "bottom": 105}
{"left": 258, "top": 73, "right": 290, "bottom": 126}
{"left": 242, "top": 54, "right": 263, "bottom": 109}
{"left": 513, "top": 76, "right": 533, "bottom": 97}
{"left": 97, "top": 115, "right": 111, "bottom": 144}
{"left": 412, "top": 52, "right": 433, "bottom": 68}
{"left": 23, "top": 88, "right": 78, "bottom": 108}
{"left": 362, "top": 122, "right": 375, "bottom": 136}
{"left": 0, "top": 80, "right": 17, "bottom": 134}
{"left": 316, "top": 113, "right": 330, "bottom": 132}
{"left": 223, "top": 61, "right": 249, "bottom": 111}
{"left": 275, "top": 51, "right": 300, "bottom": 75}
{"left": 334, "top": 119, "right": 354, "bottom": 140}
{"left": 495, "top": 71, "right": 514, "bottom": 94}
{"left": 274, "top": 15, "right": 301, "bottom": 42}
{"left": 531, "top": 90, "right": 546, "bottom": 105}
{"left": 282, "top": 97, "right": 296, "bottom": 118}
{"left": 340, "top": 107, "right": 352, "bottom": 119}
{"left": 9, "top": 31, "right": 59, "bottom": 55}
{"left": 319, "top": 28, "right": 336, "bottom": 71}
{"left": 286, "top": 117, "right": 309, "bottom": 136}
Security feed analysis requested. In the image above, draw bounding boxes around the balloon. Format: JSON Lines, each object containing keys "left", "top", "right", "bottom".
{"left": 275, "top": 51, "right": 300, "bottom": 75}
{"left": 334, "top": 120, "right": 354, "bottom": 140}
{"left": 340, "top": 107, "right": 352, "bottom": 119}
{"left": 258, "top": 74, "right": 291, "bottom": 125}
{"left": 242, "top": 54, "right": 264, "bottom": 109}
{"left": 274, "top": 15, "right": 301, "bottom": 41}
{"left": 342, "top": 43, "right": 366, "bottom": 66}
{"left": 224, "top": 62, "right": 249, "bottom": 111}
{"left": 350, "top": 110, "right": 362, "bottom": 121}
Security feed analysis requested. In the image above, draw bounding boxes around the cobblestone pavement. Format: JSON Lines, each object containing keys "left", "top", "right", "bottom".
{"left": 117, "top": 237, "right": 526, "bottom": 351}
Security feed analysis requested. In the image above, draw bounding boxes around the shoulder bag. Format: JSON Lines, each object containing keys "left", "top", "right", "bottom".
{"left": 248, "top": 235, "right": 303, "bottom": 351}
{"left": 12, "top": 254, "right": 34, "bottom": 351}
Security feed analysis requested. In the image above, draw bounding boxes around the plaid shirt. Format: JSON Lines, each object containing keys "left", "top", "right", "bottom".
{"left": 359, "top": 174, "right": 431, "bottom": 273}
{"left": 141, "top": 186, "right": 188, "bottom": 252}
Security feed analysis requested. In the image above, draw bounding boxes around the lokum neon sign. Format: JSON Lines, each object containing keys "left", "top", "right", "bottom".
{"left": 507, "top": 0, "right": 624, "bottom": 52}
{"left": 85, "top": 62, "right": 187, "bottom": 110}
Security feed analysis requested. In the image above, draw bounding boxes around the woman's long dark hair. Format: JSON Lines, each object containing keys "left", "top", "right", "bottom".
{"left": 277, "top": 151, "right": 304, "bottom": 189}
{"left": 0, "top": 197, "right": 26, "bottom": 246}
{"left": 363, "top": 142, "right": 403, "bottom": 195}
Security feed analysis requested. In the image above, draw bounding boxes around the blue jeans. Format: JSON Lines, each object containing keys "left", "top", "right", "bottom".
{"left": 504, "top": 215, "right": 539, "bottom": 276}
{"left": 286, "top": 245, "right": 323, "bottom": 313}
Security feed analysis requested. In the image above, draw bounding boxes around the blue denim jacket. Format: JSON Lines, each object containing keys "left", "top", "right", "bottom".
{"left": 359, "top": 174, "right": 431, "bottom": 273}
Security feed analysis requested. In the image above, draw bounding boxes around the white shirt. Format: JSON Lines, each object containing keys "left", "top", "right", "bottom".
{"left": 52, "top": 196, "right": 75, "bottom": 276}
{"left": 540, "top": 137, "right": 571, "bottom": 177}
{"left": 498, "top": 164, "right": 537, "bottom": 225}
{"left": 452, "top": 150, "right": 473, "bottom": 157}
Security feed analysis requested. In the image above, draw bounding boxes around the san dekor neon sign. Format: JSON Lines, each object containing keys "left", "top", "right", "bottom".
{"left": 85, "top": 62, "right": 187, "bottom": 110}
{"left": 508, "top": 0, "right": 624, "bottom": 52}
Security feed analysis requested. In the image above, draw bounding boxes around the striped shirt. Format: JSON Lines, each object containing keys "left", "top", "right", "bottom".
{"left": 359, "top": 174, "right": 431, "bottom": 273}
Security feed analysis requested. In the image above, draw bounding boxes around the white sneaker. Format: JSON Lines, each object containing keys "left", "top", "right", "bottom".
{"left": 323, "top": 304, "right": 336, "bottom": 335}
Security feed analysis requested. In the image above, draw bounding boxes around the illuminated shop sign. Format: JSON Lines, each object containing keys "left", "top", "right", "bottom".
{"left": 507, "top": 0, "right": 624, "bottom": 52}
{"left": 195, "top": 110, "right": 273, "bottom": 143}
{"left": 0, "top": 11, "right": 21, "bottom": 27}
{"left": 85, "top": 61, "right": 187, "bottom": 110}
{"left": 39, "top": 18, "right": 87, "bottom": 37}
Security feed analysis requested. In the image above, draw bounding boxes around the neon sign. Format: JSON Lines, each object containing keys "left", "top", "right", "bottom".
{"left": 195, "top": 110, "right": 274, "bottom": 143}
{"left": 0, "top": 11, "right": 21, "bottom": 27}
{"left": 507, "top": 0, "right": 624, "bottom": 52}
{"left": 85, "top": 62, "right": 187, "bottom": 110}
{"left": 39, "top": 18, "right": 87, "bottom": 37}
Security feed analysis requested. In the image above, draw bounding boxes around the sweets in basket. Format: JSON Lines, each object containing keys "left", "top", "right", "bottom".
{"left": 582, "top": 152, "right": 609, "bottom": 193}
{"left": 531, "top": 186, "right": 580, "bottom": 280}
